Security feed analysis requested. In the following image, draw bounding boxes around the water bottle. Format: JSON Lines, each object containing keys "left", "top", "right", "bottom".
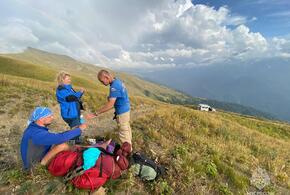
{"left": 80, "top": 114, "right": 85, "bottom": 124}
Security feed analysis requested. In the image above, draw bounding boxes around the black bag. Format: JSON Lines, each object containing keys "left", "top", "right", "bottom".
{"left": 131, "top": 152, "right": 165, "bottom": 181}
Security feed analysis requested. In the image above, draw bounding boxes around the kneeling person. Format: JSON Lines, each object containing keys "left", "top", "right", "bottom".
{"left": 20, "top": 107, "right": 86, "bottom": 170}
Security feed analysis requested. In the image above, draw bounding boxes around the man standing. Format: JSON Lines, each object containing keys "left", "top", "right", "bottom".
{"left": 20, "top": 107, "right": 86, "bottom": 170}
{"left": 89, "top": 70, "right": 132, "bottom": 146}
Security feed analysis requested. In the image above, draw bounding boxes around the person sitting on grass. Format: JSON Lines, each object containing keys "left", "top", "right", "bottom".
{"left": 20, "top": 107, "right": 87, "bottom": 170}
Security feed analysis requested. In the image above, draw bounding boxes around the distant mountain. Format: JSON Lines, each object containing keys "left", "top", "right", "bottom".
{"left": 138, "top": 58, "right": 290, "bottom": 121}
{"left": 0, "top": 47, "right": 275, "bottom": 120}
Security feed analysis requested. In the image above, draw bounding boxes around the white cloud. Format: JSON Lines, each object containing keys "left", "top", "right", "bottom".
{"left": 0, "top": 20, "right": 39, "bottom": 52}
{"left": 0, "top": 0, "right": 289, "bottom": 69}
{"left": 118, "top": 50, "right": 132, "bottom": 62}
{"left": 176, "top": 0, "right": 193, "bottom": 18}
{"left": 270, "top": 37, "right": 290, "bottom": 58}
{"left": 225, "top": 15, "right": 247, "bottom": 26}
{"left": 126, "top": 3, "right": 271, "bottom": 68}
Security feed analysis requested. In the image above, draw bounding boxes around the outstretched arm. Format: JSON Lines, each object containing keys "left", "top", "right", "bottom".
{"left": 32, "top": 128, "right": 82, "bottom": 145}
{"left": 96, "top": 98, "right": 116, "bottom": 115}
{"left": 87, "top": 98, "right": 116, "bottom": 119}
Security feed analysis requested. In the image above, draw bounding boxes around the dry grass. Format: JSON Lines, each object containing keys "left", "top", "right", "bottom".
{"left": 0, "top": 75, "right": 289, "bottom": 194}
{"left": 131, "top": 106, "right": 290, "bottom": 194}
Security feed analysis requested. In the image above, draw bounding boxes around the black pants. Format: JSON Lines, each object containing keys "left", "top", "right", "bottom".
{"left": 63, "top": 117, "right": 81, "bottom": 142}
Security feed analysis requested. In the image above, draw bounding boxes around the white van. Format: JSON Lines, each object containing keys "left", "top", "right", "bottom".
{"left": 198, "top": 104, "right": 216, "bottom": 112}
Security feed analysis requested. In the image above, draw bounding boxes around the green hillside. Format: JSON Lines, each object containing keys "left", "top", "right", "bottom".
{"left": 2, "top": 47, "right": 187, "bottom": 97}
{"left": 1, "top": 47, "right": 275, "bottom": 120}
{"left": 0, "top": 56, "right": 100, "bottom": 91}
{"left": 0, "top": 75, "right": 289, "bottom": 194}
{"left": 0, "top": 48, "right": 289, "bottom": 194}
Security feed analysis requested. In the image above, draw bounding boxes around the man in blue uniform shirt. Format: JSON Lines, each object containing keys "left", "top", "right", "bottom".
{"left": 20, "top": 107, "right": 86, "bottom": 170}
{"left": 88, "top": 70, "right": 132, "bottom": 147}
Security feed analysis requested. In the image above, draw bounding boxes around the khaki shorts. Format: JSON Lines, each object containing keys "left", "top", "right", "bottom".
{"left": 116, "top": 111, "right": 132, "bottom": 145}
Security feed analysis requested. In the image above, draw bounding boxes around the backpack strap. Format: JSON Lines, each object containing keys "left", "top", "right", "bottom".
{"left": 63, "top": 148, "right": 85, "bottom": 182}
{"left": 64, "top": 166, "right": 85, "bottom": 182}
{"left": 111, "top": 156, "right": 115, "bottom": 180}
{"left": 57, "top": 85, "right": 66, "bottom": 91}
{"left": 99, "top": 153, "right": 103, "bottom": 177}
{"left": 138, "top": 164, "right": 144, "bottom": 177}
{"left": 133, "top": 152, "right": 165, "bottom": 180}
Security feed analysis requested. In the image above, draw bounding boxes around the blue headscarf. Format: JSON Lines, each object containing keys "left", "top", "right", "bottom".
{"left": 27, "top": 107, "right": 53, "bottom": 125}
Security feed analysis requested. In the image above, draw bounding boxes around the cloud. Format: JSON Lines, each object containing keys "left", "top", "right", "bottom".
{"left": 0, "top": 19, "right": 39, "bottom": 52}
{"left": 0, "top": 0, "right": 289, "bottom": 70}
{"left": 127, "top": 3, "right": 271, "bottom": 68}
{"left": 225, "top": 15, "right": 247, "bottom": 26}
{"left": 271, "top": 37, "right": 290, "bottom": 58}
{"left": 176, "top": 0, "right": 193, "bottom": 18}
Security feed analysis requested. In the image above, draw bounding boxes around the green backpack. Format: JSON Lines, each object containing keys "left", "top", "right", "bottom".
{"left": 131, "top": 164, "right": 157, "bottom": 181}
{"left": 131, "top": 152, "right": 165, "bottom": 181}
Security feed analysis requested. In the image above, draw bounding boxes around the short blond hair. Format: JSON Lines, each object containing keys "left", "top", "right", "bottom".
{"left": 56, "top": 71, "right": 70, "bottom": 86}
{"left": 98, "top": 69, "right": 112, "bottom": 79}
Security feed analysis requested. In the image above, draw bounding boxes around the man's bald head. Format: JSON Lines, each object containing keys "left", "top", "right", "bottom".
{"left": 98, "top": 69, "right": 113, "bottom": 86}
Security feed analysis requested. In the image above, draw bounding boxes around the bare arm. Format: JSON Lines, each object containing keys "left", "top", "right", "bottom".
{"left": 95, "top": 98, "right": 116, "bottom": 115}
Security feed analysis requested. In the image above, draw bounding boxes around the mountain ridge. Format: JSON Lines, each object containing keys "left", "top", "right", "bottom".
{"left": 0, "top": 47, "right": 275, "bottom": 120}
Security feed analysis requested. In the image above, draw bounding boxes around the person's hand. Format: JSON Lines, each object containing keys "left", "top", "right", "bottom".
{"left": 79, "top": 123, "right": 87, "bottom": 130}
{"left": 80, "top": 88, "right": 85, "bottom": 93}
{"left": 86, "top": 113, "right": 97, "bottom": 119}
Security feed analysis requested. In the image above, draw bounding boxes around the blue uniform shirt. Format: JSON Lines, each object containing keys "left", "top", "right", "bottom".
{"left": 20, "top": 123, "right": 81, "bottom": 170}
{"left": 109, "top": 78, "right": 130, "bottom": 115}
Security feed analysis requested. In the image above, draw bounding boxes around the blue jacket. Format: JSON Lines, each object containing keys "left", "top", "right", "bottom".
{"left": 56, "top": 84, "right": 83, "bottom": 119}
{"left": 20, "top": 123, "right": 81, "bottom": 170}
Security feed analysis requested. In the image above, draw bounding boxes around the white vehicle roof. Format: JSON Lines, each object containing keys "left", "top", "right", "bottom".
{"left": 198, "top": 104, "right": 210, "bottom": 107}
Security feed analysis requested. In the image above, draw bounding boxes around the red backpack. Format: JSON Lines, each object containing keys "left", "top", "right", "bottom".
{"left": 48, "top": 150, "right": 81, "bottom": 176}
{"left": 70, "top": 154, "right": 110, "bottom": 191}
{"left": 70, "top": 143, "right": 131, "bottom": 190}
{"left": 48, "top": 142, "right": 131, "bottom": 191}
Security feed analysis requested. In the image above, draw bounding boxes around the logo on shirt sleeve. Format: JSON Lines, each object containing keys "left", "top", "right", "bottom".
{"left": 111, "top": 87, "right": 117, "bottom": 92}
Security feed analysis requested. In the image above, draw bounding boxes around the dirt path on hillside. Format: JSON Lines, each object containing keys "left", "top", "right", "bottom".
{"left": 84, "top": 103, "right": 157, "bottom": 137}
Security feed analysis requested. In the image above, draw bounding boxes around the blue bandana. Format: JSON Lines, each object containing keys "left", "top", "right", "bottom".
{"left": 27, "top": 107, "right": 53, "bottom": 125}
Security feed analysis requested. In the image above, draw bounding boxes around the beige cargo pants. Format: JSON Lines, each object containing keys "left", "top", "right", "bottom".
{"left": 116, "top": 111, "right": 132, "bottom": 145}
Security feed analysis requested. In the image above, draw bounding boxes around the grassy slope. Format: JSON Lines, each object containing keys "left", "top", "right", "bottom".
{"left": 0, "top": 56, "right": 100, "bottom": 91}
{"left": 0, "top": 74, "right": 289, "bottom": 194}
{"left": 1, "top": 48, "right": 274, "bottom": 120}
{"left": 0, "top": 53, "right": 187, "bottom": 109}
{"left": 0, "top": 49, "right": 288, "bottom": 194}
{"left": 2, "top": 48, "right": 191, "bottom": 98}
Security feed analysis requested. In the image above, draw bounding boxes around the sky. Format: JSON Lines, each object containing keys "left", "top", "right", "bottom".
{"left": 193, "top": 0, "right": 290, "bottom": 37}
{"left": 0, "top": 0, "right": 289, "bottom": 70}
